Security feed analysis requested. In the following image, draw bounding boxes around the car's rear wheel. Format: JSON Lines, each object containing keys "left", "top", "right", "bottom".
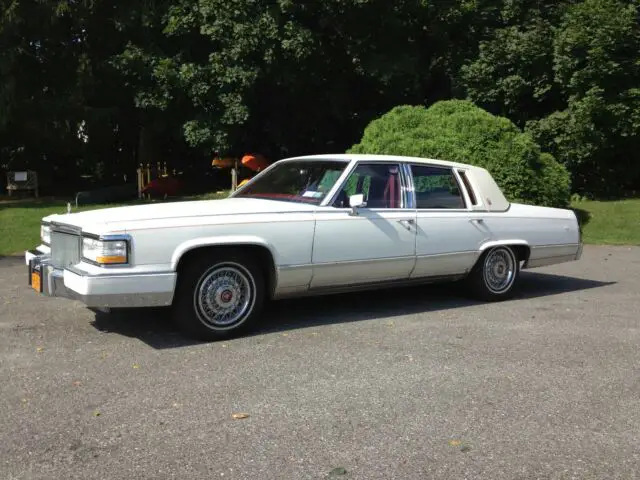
{"left": 172, "top": 249, "right": 265, "bottom": 341}
{"left": 466, "top": 245, "right": 519, "bottom": 301}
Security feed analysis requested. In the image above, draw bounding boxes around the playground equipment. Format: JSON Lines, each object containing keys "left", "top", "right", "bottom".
{"left": 132, "top": 153, "right": 270, "bottom": 199}
{"left": 137, "top": 162, "right": 171, "bottom": 199}
{"left": 212, "top": 153, "right": 270, "bottom": 191}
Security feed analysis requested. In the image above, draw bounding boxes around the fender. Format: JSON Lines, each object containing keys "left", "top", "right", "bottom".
{"left": 170, "top": 235, "right": 279, "bottom": 271}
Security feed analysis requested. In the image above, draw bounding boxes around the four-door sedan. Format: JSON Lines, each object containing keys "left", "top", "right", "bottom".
{"left": 26, "top": 154, "right": 582, "bottom": 340}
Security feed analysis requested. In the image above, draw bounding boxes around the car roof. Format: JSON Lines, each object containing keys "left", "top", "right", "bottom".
{"left": 285, "top": 153, "right": 474, "bottom": 170}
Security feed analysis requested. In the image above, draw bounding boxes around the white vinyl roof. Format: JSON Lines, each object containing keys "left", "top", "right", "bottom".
{"left": 288, "top": 153, "right": 475, "bottom": 170}
{"left": 282, "top": 153, "right": 510, "bottom": 212}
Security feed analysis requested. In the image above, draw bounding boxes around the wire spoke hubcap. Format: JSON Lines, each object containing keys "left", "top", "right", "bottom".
{"left": 483, "top": 248, "right": 516, "bottom": 294}
{"left": 195, "top": 264, "right": 254, "bottom": 328}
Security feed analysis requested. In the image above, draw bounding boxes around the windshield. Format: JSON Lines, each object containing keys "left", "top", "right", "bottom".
{"left": 235, "top": 159, "right": 349, "bottom": 204}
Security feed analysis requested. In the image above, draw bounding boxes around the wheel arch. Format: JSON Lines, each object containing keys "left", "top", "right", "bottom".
{"left": 476, "top": 240, "right": 531, "bottom": 266}
{"left": 172, "top": 237, "right": 278, "bottom": 299}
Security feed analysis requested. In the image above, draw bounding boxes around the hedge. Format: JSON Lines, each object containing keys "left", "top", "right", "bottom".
{"left": 349, "top": 99, "right": 571, "bottom": 208}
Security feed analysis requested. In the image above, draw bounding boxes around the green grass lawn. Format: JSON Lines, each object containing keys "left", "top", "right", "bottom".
{"left": 573, "top": 198, "right": 640, "bottom": 246}
{"left": 0, "top": 191, "right": 230, "bottom": 257}
{"left": 1, "top": 194, "right": 639, "bottom": 256}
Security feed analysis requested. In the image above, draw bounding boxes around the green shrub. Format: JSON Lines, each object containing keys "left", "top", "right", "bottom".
{"left": 349, "top": 99, "right": 571, "bottom": 208}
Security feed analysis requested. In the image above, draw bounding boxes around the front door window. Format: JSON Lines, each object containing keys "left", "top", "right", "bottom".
{"left": 333, "top": 163, "right": 403, "bottom": 209}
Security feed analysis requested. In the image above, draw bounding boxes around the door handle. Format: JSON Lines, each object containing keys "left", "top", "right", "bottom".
{"left": 398, "top": 219, "right": 415, "bottom": 229}
{"left": 469, "top": 218, "right": 484, "bottom": 224}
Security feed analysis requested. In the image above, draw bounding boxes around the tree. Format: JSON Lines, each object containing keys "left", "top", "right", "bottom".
{"left": 457, "top": 0, "right": 640, "bottom": 197}
{"left": 457, "top": 1, "right": 571, "bottom": 127}
{"left": 134, "top": 0, "right": 493, "bottom": 158}
{"left": 349, "top": 99, "right": 571, "bottom": 207}
{"left": 0, "top": 1, "right": 88, "bottom": 179}
{"left": 528, "top": 0, "right": 640, "bottom": 197}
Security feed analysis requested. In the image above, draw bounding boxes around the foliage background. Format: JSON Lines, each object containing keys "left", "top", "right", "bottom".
{"left": 349, "top": 100, "right": 571, "bottom": 207}
{"left": 1, "top": 0, "right": 638, "bottom": 199}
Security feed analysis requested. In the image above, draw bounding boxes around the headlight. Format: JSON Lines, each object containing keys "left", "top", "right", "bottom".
{"left": 82, "top": 237, "right": 128, "bottom": 265}
{"left": 41, "top": 223, "right": 51, "bottom": 245}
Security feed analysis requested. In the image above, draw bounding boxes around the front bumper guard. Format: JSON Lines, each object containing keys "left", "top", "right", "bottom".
{"left": 26, "top": 250, "right": 176, "bottom": 309}
{"left": 28, "top": 251, "right": 69, "bottom": 298}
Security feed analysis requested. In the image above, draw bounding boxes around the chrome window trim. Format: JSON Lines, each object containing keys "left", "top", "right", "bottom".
{"left": 400, "top": 163, "right": 416, "bottom": 209}
{"left": 230, "top": 156, "right": 352, "bottom": 203}
{"left": 412, "top": 209, "right": 474, "bottom": 213}
{"left": 408, "top": 163, "right": 471, "bottom": 212}
{"left": 455, "top": 168, "right": 479, "bottom": 208}
{"left": 323, "top": 160, "right": 410, "bottom": 209}
{"left": 321, "top": 158, "right": 359, "bottom": 207}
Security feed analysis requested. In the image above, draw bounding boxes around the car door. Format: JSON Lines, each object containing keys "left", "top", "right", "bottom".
{"left": 409, "top": 163, "right": 489, "bottom": 278}
{"left": 310, "top": 162, "right": 417, "bottom": 288}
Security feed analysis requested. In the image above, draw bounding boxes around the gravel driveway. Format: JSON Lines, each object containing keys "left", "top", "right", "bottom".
{"left": 1, "top": 245, "right": 639, "bottom": 479}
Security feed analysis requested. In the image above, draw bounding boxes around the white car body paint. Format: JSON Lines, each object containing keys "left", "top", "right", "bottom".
{"left": 25, "top": 154, "right": 582, "bottom": 309}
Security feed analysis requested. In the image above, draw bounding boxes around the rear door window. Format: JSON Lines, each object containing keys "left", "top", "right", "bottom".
{"left": 410, "top": 165, "right": 466, "bottom": 209}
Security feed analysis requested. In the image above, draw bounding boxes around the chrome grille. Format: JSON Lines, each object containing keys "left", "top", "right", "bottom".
{"left": 51, "top": 231, "right": 81, "bottom": 268}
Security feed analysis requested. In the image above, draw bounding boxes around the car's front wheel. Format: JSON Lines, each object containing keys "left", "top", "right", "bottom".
{"left": 172, "top": 249, "right": 265, "bottom": 341}
{"left": 466, "top": 245, "right": 519, "bottom": 301}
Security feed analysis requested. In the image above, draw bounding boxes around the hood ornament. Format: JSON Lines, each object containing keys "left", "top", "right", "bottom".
{"left": 67, "top": 202, "right": 72, "bottom": 214}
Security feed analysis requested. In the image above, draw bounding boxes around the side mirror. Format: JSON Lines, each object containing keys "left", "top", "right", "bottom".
{"left": 349, "top": 194, "right": 366, "bottom": 215}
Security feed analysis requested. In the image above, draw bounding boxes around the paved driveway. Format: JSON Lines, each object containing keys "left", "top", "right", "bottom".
{"left": 1, "top": 246, "right": 639, "bottom": 479}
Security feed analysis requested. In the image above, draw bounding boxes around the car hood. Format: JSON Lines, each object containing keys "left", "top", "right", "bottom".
{"left": 43, "top": 197, "right": 317, "bottom": 231}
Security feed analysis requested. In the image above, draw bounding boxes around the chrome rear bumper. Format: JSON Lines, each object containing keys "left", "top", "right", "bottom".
{"left": 523, "top": 242, "right": 583, "bottom": 269}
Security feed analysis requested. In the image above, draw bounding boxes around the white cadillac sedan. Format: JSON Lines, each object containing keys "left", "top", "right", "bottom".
{"left": 26, "top": 154, "right": 582, "bottom": 340}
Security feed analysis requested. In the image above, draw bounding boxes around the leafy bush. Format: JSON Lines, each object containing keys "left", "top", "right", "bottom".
{"left": 349, "top": 99, "right": 571, "bottom": 207}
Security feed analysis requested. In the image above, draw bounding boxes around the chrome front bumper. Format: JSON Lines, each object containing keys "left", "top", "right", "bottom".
{"left": 26, "top": 250, "right": 176, "bottom": 308}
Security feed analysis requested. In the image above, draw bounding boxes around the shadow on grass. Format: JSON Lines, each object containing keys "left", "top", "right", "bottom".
{"left": 89, "top": 271, "right": 615, "bottom": 350}
{"left": 572, "top": 207, "right": 592, "bottom": 230}
{"left": 0, "top": 193, "right": 228, "bottom": 211}
{"left": 0, "top": 197, "right": 71, "bottom": 211}
{"left": 0, "top": 198, "right": 148, "bottom": 211}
